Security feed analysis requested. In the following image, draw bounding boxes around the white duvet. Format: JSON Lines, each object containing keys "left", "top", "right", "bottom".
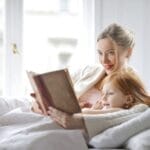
{"left": 89, "top": 108, "right": 150, "bottom": 150}
{"left": 0, "top": 97, "right": 150, "bottom": 150}
{"left": 0, "top": 105, "right": 88, "bottom": 150}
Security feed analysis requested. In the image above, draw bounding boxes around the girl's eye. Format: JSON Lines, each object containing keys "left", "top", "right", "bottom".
{"left": 107, "top": 92, "right": 114, "bottom": 95}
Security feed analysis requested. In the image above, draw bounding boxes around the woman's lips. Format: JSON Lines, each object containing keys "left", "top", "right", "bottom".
{"left": 104, "top": 64, "right": 114, "bottom": 70}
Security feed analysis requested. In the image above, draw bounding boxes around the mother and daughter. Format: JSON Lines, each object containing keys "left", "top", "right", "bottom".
{"left": 1, "top": 23, "right": 150, "bottom": 140}
{"left": 46, "top": 23, "right": 150, "bottom": 132}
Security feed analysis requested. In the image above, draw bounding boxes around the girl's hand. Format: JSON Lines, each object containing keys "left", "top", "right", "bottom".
{"left": 79, "top": 101, "right": 92, "bottom": 108}
{"left": 47, "top": 106, "right": 85, "bottom": 129}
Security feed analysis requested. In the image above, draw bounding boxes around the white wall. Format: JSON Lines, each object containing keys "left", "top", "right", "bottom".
{"left": 85, "top": 0, "right": 150, "bottom": 90}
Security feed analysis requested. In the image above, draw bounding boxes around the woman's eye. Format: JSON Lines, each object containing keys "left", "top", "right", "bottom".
{"left": 97, "top": 51, "right": 102, "bottom": 56}
{"left": 99, "top": 53, "right": 102, "bottom": 56}
{"left": 108, "top": 51, "right": 115, "bottom": 55}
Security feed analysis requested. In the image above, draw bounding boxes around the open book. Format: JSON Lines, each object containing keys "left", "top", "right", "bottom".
{"left": 27, "top": 69, "right": 81, "bottom": 115}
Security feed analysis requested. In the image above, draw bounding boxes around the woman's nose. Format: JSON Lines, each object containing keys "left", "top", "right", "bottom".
{"left": 102, "top": 54, "right": 109, "bottom": 64}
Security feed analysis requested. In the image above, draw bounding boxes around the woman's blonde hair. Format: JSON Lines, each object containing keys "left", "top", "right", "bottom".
{"left": 100, "top": 69, "right": 150, "bottom": 108}
{"left": 97, "top": 23, "right": 135, "bottom": 50}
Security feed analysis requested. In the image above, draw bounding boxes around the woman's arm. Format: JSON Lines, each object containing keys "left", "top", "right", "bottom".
{"left": 47, "top": 106, "right": 85, "bottom": 129}
{"left": 82, "top": 108, "right": 123, "bottom": 114}
{"left": 47, "top": 106, "right": 122, "bottom": 129}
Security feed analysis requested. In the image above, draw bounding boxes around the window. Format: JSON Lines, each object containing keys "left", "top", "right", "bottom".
{"left": 23, "top": 0, "right": 82, "bottom": 73}
{"left": 1, "top": 0, "right": 96, "bottom": 96}
{"left": 23, "top": 0, "right": 84, "bottom": 94}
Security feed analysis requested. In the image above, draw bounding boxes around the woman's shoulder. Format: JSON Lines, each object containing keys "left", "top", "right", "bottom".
{"left": 68, "top": 64, "right": 103, "bottom": 82}
{"left": 68, "top": 64, "right": 105, "bottom": 98}
{"left": 80, "top": 64, "right": 103, "bottom": 76}
{"left": 69, "top": 64, "right": 103, "bottom": 74}
{"left": 125, "top": 66, "right": 136, "bottom": 73}
{"left": 125, "top": 66, "right": 142, "bottom": 78}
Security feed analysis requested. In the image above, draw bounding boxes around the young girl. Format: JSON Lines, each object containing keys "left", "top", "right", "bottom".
{"left": 48, "top": 69, "right": 150, "bottom": 133}
{"left": 47, "top": 23, "right": 150, "bottom": 130}
{"left": 82, "top": 69, "right": 150, "bottom": 114}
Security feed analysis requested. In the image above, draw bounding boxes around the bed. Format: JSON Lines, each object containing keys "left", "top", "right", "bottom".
{"left": 0, "top": 97, "right": 150, "bottom": 150}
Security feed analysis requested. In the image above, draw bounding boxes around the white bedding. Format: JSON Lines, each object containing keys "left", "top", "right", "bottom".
{"left": 89, "top": 108, "right": 150, "bottom": 150}
{"left": 0, "top": 97, "right": 150, "bottom": 150}
{"left": 125, "top": 128, "right": 150, "bottom": 150}
{"left": 0, "top": 108, "right": 88, "bottom": 150}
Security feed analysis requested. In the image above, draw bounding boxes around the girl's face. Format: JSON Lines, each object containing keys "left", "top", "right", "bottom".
{"left": 97, "top": 38, "right": 129, "bottom": 74}
{"left": 101, "top": 82, "right": 127, "bottom": 109}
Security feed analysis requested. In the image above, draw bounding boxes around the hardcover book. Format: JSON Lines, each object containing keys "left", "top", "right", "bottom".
{"left": 27, "top": 69, "right": 81, "bottom": 115}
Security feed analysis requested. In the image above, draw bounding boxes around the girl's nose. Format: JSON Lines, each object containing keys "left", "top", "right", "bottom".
{"left": 101, "top": 94, "right": 107, "bottom": 101}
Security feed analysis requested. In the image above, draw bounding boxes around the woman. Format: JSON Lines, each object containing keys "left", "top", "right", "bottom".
{"left": 30, "top": 24, "right": 149, "bottom": 141}
{"left": 32, "top": 23, "right": 135, "bottom": 111}
{"left": 0, "top": 23, "right": 149, "bottom": 149}
{"left": 48, "top": 69, "right": 150, "bottom": 138}
{"left": 70, "top": 22, "right": 135, "bottom": 107}
{"left": 46, "top": 23, "right": 149, "bottom": 135}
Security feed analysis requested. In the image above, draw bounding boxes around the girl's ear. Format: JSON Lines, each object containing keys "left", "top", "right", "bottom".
{"left": 124, "top": 95, "right": 134, "bottom": 109}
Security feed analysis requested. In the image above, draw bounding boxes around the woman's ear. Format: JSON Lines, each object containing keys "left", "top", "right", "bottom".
{"left": 124, "top": 95, "right": 134, "bottom": 108}
{"left": 126, "top": 48, "right": 133, "bottom": 58}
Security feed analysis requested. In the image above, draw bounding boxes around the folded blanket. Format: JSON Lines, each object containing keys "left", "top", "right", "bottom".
{"left": 84, "top": 104, "right": 148, "bottom": 138}
{"left": 125, "top": 128, "right": 150, "bottom": 150}
{"left": 89, "top": 108, "right": 150, "bottom": 149}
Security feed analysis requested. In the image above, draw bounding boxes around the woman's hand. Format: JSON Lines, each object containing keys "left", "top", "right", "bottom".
{"left": 47, "top": 106, "right": 85, "bottom": 129}
{"left": 91, "top": 99, "right": 103, "bottom": 110}
{"left": 31, "top": 100, "right": 43, "bottom": 114}
{"left": 30, "top": 93, "right": 43, "bottom": 114}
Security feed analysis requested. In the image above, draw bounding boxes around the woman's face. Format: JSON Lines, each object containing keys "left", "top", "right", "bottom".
{"left": 97, "top": 38, "right": 129, "bottom": 74}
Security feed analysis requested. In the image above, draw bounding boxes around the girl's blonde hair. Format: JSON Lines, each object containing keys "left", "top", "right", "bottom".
{"left": 100, "top": 69, "right": 150, "bottom": 108}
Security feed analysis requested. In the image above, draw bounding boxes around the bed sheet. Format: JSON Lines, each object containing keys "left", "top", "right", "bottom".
{"left": 0, "top": 108, "right": 88, "bottom": 150}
